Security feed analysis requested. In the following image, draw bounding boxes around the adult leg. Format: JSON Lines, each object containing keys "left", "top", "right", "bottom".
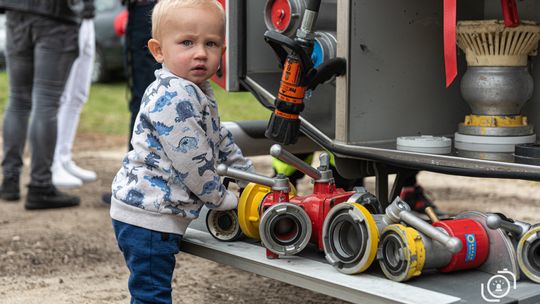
{"left": 125, "top": 3, "right": 160, "bottom": 151}
{"left": 103, "top": 3, "right": 158, "bottom": 205}
{"left": 0, "top": 11, "right": 35, "bottom": 201}
{"left": 54, "top": 19, "right": 97, "bottom": 186}
{"left": 30, "top": 17, "right": 79, "bottom": 186}
{"left": 24, "top": 16, "right": 81, "bottom": 210}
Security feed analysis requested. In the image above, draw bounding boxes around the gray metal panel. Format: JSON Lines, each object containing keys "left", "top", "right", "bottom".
{"left": 226, "top": 0, "right": 240, "bottom": 91}
{"left": 245, "top": 0, "right": 280, "bottom": 74}
{"left": 347, "top": 0, "right": 484, "bottom": 144}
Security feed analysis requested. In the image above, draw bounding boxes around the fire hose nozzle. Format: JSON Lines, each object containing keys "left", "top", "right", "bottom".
{"left": 216, "top": 164, "right": 290, "bottom": 191}
{"left": 384, "top": 197, "right": 462, "bottom": 253}
{"left": 486, "top": 213, "right": 531, "bottom": 238}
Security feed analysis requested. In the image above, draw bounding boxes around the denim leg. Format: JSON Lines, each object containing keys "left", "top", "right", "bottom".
{"left": 2, "top": 12, "right": 34, "bottom": 179}
{"left": 29, "top": 17, "right": 78, "bottom": 186}
{"left": 112, "top": 219, "right": 182, "bottom": 304}
{"left": 125, "top": 3, "right": 160, "bottom": 151}
{"left": 2, "top": 12, "right": 78, "bottom": 185}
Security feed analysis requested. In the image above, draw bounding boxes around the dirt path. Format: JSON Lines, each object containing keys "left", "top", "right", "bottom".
{"left": 0, "top": 133, "right": 539, "bottom": 303}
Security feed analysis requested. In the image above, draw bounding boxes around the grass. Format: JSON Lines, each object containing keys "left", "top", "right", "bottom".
{"left": 0, "top": 72, "right": 271, "bottom": 136}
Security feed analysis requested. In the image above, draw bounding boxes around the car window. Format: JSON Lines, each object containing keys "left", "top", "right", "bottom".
{"left": 95, "top": 0, "right": 118, "bottom": 13}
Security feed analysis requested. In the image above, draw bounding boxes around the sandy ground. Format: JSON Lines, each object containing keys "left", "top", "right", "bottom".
{"left": 1, "top": 133, "right": 540, "bottom": 304}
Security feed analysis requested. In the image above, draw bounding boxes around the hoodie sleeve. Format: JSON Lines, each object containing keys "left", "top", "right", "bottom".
{"left": 146, "top": 84, "right": 236, "bottom": 210}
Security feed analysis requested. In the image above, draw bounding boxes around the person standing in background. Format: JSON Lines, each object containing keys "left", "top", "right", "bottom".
{"left": 52, "top": 0, "right": 98, "bottom": 189}
{"left": 102, "top": 0, "right": 160, "bottom": 204}
{"left": 0, "top": 0, "right": 82, "bottom": 209}
{"left": 124, "top": 0, "right": 160, "bottom": 151}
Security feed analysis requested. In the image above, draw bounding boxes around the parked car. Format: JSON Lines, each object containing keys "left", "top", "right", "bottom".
{"left": 0, "top": 15, "right": 6, "bottom": 70}
{"left": 93, "top": 0, "right": 126, "bottom": 82}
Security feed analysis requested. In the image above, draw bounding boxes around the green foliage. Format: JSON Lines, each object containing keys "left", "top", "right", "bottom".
{"left": 0, "top": 72, "right": 8, "bottom": 113}
{"left": 0, "top": 71, "right": 271, "bottom": 136}
{"left": 80, "top": 81, "right": 132, "bottom": 135}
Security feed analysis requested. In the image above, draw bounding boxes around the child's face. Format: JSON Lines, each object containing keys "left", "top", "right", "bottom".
{"left": 149, "top": 6, "right": 225, "bottom": 85}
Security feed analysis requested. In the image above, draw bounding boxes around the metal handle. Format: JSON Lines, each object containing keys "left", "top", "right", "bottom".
{"left": 382, "top": 197, "right": 411, "bottom": 226}
{"left": 217, "top": 164, "right": 277, "bottom": 188}
{"left": 270, "top": 144, "right": 322, "bottom": 180}
{"left": 384, "top": 197, "right": 462, "bottom": 254}
{"left": 319, "top": 152, "right": 330, "bottom": 169}
{"left": 486, "top": 213, "right": 530, "bottom": 238}
{"left": 400, "top": 210, "right": 462, "bottom": 253}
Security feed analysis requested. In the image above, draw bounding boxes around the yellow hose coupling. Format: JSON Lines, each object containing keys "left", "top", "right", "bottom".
{"left": 378, "top": 224, "right": 426, "bottom": 282}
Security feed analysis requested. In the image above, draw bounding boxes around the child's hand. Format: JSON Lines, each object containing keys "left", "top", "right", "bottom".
{"left": 212, "top": 190, "right": 238, "bottom": 211}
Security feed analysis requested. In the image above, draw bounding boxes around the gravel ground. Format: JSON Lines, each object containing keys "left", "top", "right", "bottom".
{"left": 0, "top": 133, "right": 539, "bottom": 303}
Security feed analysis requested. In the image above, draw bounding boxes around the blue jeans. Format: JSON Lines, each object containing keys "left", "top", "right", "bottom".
{"left": 112, "top": 219, "right": 182, "bottom": 304}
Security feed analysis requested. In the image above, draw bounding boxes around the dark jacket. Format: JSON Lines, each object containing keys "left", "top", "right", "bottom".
{"left": 0, "top": 0, "right": 83, "bottom": 24}
{"left": 82, "top": 0, "right": 95, "bottom": 19}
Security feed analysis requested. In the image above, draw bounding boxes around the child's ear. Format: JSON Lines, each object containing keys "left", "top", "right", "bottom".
{"left": 148, "top": 38, "right": 164, "bottom": 63}
{"left": 222, "top": 45, "right": 227, "bottom": 55}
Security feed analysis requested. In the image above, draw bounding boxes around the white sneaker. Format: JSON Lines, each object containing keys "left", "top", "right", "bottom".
{"left": 64, "top": 161, "right": 97, "bottom": 182}
{"left": 52, "top": 162, "right": 83, "bottom": 188}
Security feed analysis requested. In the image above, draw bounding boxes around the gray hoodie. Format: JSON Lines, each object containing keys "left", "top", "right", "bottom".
{"left": 110, "top": 67, "right": 253, "bottom": 235}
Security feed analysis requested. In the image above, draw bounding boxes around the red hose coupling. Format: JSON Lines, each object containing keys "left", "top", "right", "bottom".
{"left": 433, "top": 218, "right": 489, "bottom": 272}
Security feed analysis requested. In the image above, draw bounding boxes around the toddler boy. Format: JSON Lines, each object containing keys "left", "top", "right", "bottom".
{"left": 110, "top": 1, "right": 253, "bottom": 302}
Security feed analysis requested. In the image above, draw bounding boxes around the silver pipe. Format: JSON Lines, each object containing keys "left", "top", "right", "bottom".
{"left": 270, "top": 144, "right": 322, "bottom": 180}
{"left": 299, "top": 10, "right": 317, "bottom": 32}
{"left": 383, "top": 197, "right": 462, "bottom": 253}
{"left": 216, "top": 164, "right": 276, "bottom": 188}
{"left": 421, "top": 231, "right": 454, "bottom": 270}
{"left": 399, "top": 211, "right": 462, "bottom": 254}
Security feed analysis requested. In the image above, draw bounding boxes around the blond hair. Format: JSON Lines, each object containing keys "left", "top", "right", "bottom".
{"left": 151, "top": 0, "right": 226, "bottom": 39}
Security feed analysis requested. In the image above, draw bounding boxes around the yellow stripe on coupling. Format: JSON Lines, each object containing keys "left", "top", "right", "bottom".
{"left": 463, "top": 115, "right": 528, "bottom": 127}
{"left": 379, "top": 224, "right": 426, "bottom": 282}
{"left": 321, "top": 202, "right": 379, "bottom": 274}
{"left": 349, "top": 203, "right": 380, "bottom": 273}
{"left": 238, "top": 182, "right": 297, "bottom": 240}
{"left": 517, "top": 225, "right": 540, "bottom": 283}
{"left": 238, "top": 183, "right": 270, "bottom": 240}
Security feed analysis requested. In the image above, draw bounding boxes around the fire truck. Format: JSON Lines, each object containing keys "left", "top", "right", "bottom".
{"left": 183, "top": 1, "right": 540, "bottom": 303}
